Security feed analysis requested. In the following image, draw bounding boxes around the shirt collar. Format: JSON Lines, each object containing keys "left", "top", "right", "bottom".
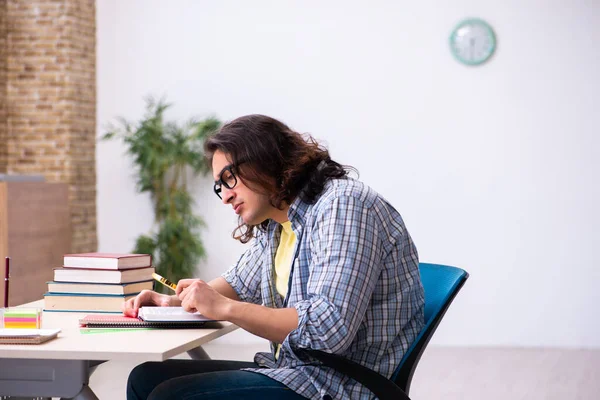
{"left": 266, "top": 161, "right": 329, "bottom": 233}
{"left": 287, "top": 160, "right": 330, "bottom": 230}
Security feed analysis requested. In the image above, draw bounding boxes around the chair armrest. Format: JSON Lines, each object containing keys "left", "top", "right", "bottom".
{"left": 298, "top": 349, "right": 410, "bottom": 400}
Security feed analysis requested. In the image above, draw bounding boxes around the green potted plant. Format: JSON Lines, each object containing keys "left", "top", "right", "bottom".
{"left": 103, "top": 96, "right": 220, "bottom": 292}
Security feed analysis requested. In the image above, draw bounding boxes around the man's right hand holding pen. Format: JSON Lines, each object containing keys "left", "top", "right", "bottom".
{"left": 122, "top": 276, "right": 240, "bottom": 318}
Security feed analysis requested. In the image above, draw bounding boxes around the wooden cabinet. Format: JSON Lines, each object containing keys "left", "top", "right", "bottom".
{"left": 0, "top": 181, "right": 71, "bottom": 306}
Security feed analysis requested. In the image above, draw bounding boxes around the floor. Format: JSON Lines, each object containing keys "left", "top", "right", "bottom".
{"left": 87, "top": 337, "right": 600, "bottom": 400}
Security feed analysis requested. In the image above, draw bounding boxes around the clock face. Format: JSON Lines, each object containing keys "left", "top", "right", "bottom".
{"left": 450, "top": 18, "right": 496, "bottom": 65}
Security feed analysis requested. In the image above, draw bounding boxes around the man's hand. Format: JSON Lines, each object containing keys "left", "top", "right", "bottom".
{"left": 177, "top": 279, "right": 233, "bottom": 320}
{"left": 176, "top": 277, "right": 298, "bottom": 343}
{"left": 122, "top": 289, "right": 177, "bottom": 317}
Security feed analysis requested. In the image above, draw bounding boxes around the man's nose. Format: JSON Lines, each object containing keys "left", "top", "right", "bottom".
{"left": 221, "top": 186, "right": 235, "bottom": 204}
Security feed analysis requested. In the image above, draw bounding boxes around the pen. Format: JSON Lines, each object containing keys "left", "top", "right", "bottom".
{"left": 4, "top": 257, "right": 9, "bottom": 308}
{"left": 152, "top": 272, "right": 177, "bottom": 292}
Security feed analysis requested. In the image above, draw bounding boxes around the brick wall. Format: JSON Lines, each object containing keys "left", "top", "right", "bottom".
{"left": 0, "top": 1, "right": 7, "bottom": 173}
{"left": 0, "top": 0, "right": 97, "bottom": 253}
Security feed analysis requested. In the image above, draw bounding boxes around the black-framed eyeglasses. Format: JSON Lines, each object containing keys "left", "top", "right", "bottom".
{"left": 213, "top": 164, "right": 239, "bottom": 199}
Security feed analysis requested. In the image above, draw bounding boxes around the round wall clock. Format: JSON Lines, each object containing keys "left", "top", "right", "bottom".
{"left": 449, "top": 18, "right": 496, "bottom": 66}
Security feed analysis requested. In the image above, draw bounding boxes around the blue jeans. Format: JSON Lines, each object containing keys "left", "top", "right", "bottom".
{"left": 127, "top": 359, "right": 308, "bottom": 400}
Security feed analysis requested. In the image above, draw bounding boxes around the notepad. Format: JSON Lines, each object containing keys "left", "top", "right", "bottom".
{"left": 0, "top": 328, "right": 61, "bottom": 345}
{"left": 1, "top": 308, "right": 42, "bottom": 329}
{"left": 79, "top": 307, "right": 216, "bottom": 328}
{"left": 138, "top": 307, "right": 214, "bottom": 322}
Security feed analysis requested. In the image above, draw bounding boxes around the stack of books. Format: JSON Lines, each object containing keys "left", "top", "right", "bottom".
{"left": 44, "top": 253, "right": 155, "bottom": 313}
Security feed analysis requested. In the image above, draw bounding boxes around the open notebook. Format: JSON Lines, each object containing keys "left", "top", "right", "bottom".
{"left": 0, "top": 328, "right": 61, "bottom": 345}
{"left": 79, "top": 307, "right": 217, "bottom": 328}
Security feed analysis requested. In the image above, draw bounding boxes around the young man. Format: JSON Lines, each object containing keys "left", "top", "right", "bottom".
{"left": 124, "top": 115, "right": 425, "bottom": 400}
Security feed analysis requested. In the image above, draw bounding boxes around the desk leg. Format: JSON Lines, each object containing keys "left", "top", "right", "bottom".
{"left": 88, "top": 360, "right": 107, "bottom": 376}
{"left": 0, "top": 359, "right": 99, "bottom": 399}
{"left": 187, "top": 346, "right": 211, "bottom": 360}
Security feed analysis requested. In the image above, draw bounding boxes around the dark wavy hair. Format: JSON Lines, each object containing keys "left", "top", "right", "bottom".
{"left": 204, "top": 114, "right": 356, "bottom": 243}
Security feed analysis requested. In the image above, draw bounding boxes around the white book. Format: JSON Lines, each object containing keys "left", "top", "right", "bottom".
{"left": 138, "top": 307, "right": 215, "bottom": 322}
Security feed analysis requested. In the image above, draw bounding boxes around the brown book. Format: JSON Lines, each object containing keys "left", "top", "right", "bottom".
{"left": 53, "top": 266, "right": 155, "bottom": 284}
{"left": 63, "top": 253, "right": 152, "bottom": 270}
{"left": 44, "top": 293, "right": 137, "bottom": 313}
{"left": 47, "top": 280, "right": 154, "bottom": 295}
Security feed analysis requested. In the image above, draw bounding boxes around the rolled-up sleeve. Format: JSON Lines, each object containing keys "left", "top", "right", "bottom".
{"left": 222, "top": 237, "right": 266, "bottom": 305}
{"left": 282, "top": 195, "right": 384, "bottom": 356}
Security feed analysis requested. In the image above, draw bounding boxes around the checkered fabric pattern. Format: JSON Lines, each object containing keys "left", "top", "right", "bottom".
{"left": 222, "top": 178, "right": 424, "bottom": 399}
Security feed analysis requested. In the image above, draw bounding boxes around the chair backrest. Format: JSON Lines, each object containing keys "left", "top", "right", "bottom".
{"left": 391, "top": 262, "right": 469, "bottom": 394}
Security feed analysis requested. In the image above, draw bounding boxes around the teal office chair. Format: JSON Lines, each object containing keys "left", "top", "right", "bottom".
{"left": 301, "top": 262, "right": 469, "bottom": 400}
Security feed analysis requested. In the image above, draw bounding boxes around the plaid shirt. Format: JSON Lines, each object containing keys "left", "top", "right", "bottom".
{"left": 222, "top": 177, "right": 424, "bottom": 399}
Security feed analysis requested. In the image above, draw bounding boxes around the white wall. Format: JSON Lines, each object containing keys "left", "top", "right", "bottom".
{"left": 96, "top": 0, "right": 600, "bottom": 348}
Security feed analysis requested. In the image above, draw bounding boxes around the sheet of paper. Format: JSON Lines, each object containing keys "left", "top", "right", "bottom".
{"left": 138, "top": 307, "right": 215, "bottom": 322}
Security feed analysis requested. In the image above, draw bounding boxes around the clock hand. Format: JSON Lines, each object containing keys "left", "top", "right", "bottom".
{"left": 470, "top": 37, "right": 475, "bottom": 61}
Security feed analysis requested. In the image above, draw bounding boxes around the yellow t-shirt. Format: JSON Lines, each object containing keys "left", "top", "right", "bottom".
{"left": 274, "top": 221, "right": 296, "bottom": 299}
{"left": 274, "top": 220, "right": 296, "bottom": 359}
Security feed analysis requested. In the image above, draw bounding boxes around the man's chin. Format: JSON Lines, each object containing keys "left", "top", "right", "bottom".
{"left": 240, "top": 214, "right": 253, "bottom": 225}
{"left": 242, "top": 214, "right": 267, "bottom": 226}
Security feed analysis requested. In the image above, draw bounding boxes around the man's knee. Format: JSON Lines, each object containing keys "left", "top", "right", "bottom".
{"left": 147, "top": 379, "right": 178, "bottom": 400}
{"left": 128, "top": 361, "right": 151, "bottom": 384}
{"left": 127, "top": 362, "right": 161, "bottom": 400}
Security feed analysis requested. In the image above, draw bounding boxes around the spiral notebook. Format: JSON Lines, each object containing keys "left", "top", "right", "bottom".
{"left": 0, "top": 328, "right": 61, "bottom": 345}
{"left": 79, "top": 307, "right": 216, "bottom": 329}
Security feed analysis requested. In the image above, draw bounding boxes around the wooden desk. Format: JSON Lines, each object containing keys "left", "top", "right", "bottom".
{"left": 0, "top": 301, "right": 239, "bottom": 399}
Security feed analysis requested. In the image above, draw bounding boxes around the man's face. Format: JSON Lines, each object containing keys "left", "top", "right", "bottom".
{"left": 212, "top": 150, "right": 275, "bottom": 225}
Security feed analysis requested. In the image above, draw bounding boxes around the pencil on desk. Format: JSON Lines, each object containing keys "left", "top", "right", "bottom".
{"left": 4, "top": 257, "right": 9, "bottom": 308}
{"left": 152, "top": 272, "right": 177, "bottom": 292}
